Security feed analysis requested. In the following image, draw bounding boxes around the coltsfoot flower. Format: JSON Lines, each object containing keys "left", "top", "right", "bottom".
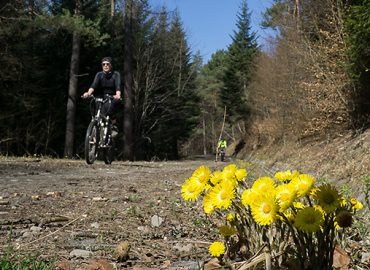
{"left": 315, "top": 184, "right": 341, "bottom": 213}
{"left": 335, "top": 209, "right": 352, "bottom": 228}
{"left": 219, "top": 225, "right": 237, "bottom": 237}
{"left": 350, "top": 198, "right": 363, "bottom": 210}
{"left": 210, "top": 170, "right": 223, "bottom": 185}
{"left": 235, "top": 168, "right": 247, "bottom": 181}
{"left": 274, "top": 170, "right": 300, "bottom": 182}
{"left": 251, "top": 193, "right": 279, "bottom": 226}
{"left": 241, "top": 188, "right": 258, "bottom": 207}
{"left": 181, "top": 177, "right": 205, "bottom": 201}
{"left": 209, "top": 241, "right": 225, "bottom": 257}
{"left": 209, "top": 181, "right": 235, "bottom": 209}
{"left": 294, "top": 206, "right": 324, "bottom": 233}
{"left": 192, "top": 165, "right": 211, "bottom": 183}
{"left": 252, "top": 176, "right": 276, "bottom": 194}
{"left": 276, "top": 183, "right": 296, "bottom": 211}
{"left": 291, "top": 174, "right": 316, "bottom": 198}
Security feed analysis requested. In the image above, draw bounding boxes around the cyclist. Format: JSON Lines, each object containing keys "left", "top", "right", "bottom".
{"left": 217, "top": 138, "right": 227, "bottom": 161}
{"left": 82, "top": 56, "right": 121, "bottom": 123}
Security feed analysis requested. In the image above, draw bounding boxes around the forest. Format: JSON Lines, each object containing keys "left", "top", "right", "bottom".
{"left": 0, "top": 0, "right": 369, "bottom": 161}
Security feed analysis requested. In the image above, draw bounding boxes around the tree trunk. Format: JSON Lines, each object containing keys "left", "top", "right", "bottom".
{"left": 123, "top": 0, "right": 134, "bottom": 160}
{"left": 111, "top": 0, "right": 115, "bottom": 17}
{"left": 202, "top": 112, "right": 207, "bottom": 155}
{"left": 64, "top": 1, "right": 81, "bottom": 158}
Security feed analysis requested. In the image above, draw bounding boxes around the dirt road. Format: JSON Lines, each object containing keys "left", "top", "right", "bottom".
{"left": 0, "top": 158, "right": 226, "bottom": 269}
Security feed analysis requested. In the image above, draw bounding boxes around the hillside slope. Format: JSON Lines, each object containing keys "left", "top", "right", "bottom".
{"left": 234, "top": 128, "right": 369, "bottom": 198}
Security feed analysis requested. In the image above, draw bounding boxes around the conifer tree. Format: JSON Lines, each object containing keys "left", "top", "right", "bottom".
{"left": 221, "top": 0, "right": 258, "bottom": 122}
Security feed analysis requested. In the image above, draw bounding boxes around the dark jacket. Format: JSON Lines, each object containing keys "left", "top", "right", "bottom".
{"left": 90, "top": 71, "right": 121, "bottom": 96}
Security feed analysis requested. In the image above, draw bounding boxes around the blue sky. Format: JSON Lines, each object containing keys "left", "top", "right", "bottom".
{"left": 148, "top": 0, "right": 274, "bottom": 63}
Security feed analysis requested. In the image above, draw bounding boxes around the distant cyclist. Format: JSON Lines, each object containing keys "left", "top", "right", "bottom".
{"left": 82, "top": 57, "right": 121, "bottom": 119}
{"left": 217, "top": 138, "right": 227, "bottom": 161}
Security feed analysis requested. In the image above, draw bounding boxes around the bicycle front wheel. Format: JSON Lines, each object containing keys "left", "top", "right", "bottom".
{"left": 103, "top": 144, "right": 114, "bottom": 164}
{"left": 103, "top": 130, "right": 115, "bottom": 165}
{"left": 85, "top": 121, "right": 99, "bottom": 164}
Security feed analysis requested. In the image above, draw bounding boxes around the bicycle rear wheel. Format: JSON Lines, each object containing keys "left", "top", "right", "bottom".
{"left": 85, "top": 121, "right": 99, "bottom": 164}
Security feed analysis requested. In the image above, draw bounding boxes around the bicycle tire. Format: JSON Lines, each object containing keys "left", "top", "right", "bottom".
{"left": 103, "top": 126, "right": 114, "bottom": 164}
{"left": 85, "top": 121, "right": 99, "bottom": 164}
{"left": 103, "top": 143, "right": 114, "bottom": 164}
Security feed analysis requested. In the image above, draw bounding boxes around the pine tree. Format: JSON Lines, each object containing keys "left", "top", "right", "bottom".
{"left": 221, "top": 0, "right": 258, "bottom": 122}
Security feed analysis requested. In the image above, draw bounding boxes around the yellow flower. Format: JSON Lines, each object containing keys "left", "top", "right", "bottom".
{"left": 192, "top": 165, "right": 211, "bottom": 183}
{"left": 219, "top": 225, "right": 237, "bottom": 237}
{"left": 315, "top": 184, "right": 341, "bottom": 213}
{"left": 274, "top": 171, "right": 286, "bottom": 182}
{"left": 210, "top": 171, "right": 223, "bottom": 185}
{"left": 309, "top": 188, "right": 320, "bottom": 197}
{"left": 335, "top": 209, "right": 352, "bottom": 228}
{"left": 291, "top": 174, "right": 315, "bottom": 198}
{"left": 350, "top": 198, "right": 363, "bottom": 210}
{"left": 339, "top": 195, "right": 347, "bottom": 207}
{"left": 226, "top": 213, "right": 234, "bottom": 222}
{"left": 181, "top": 177, "right": 204, "bottom": 201}
{"left": 209, "top": 241, "right": 225, "bottom": 257}
{"left": 276, "top": 184, "right": 296, "bottom": 211}
{"left": 293, "top": 202, "right": 305, "bottom": 209}
{"left": 274, "top": 170, "right": 300, "bottom": 182}
{"left": 235, "top": 169, "right": 247, "bottom": 181}
{"left": 294, "top": 207, "right": 324, "bottom": 233}
{"left": 209, "top": 181, "right": 235, "bottom": 209}
{"left": 251, "top": 193, "right": 279, "bottom": 226}
{"left": 280, "top": 209, "right": 295, "bottom": 222}
{"left": 223, "top": 164, "right": 238, "bottom": 173}
{"left": 252, "top": 177, "right": 276, "bottom": 194}
{"left": 241, "top": 188, "right": 258, "bottom": 207}
{"left": 222, "top": 164, "right": 238, "bottom": 180}
{"left": 203, "top": 192, "right": 215, "bottom": 214}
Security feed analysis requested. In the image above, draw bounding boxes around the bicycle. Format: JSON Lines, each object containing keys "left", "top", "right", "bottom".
{"left": 83, "top": 95, "right": 115, "bottom": 165}
{"left": 218, "top": 147, "right": 226, "bottom": 162}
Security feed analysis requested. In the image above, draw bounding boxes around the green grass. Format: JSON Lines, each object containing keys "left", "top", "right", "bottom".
{"left": 0, "top": 255, "right": 54, "bottom": 270}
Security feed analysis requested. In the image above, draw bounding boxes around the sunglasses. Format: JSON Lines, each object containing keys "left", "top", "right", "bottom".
{"left": 102, "top": 62, "right": 110, "bottom": 66}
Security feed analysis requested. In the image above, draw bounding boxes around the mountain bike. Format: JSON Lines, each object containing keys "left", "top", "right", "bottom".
{"left": 219, "top": 148, "right": 226, "bottom": 162}
{"left": 83, "top": 95, "right": 115, "bottom": 165}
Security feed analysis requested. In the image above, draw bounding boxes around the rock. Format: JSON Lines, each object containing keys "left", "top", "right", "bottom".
{"left": 46, "top": 191, "right": 62, "bottom": 197}
{"left": 151, "top": 215, "right": 163, "bottom": 227}
{"left": 170, "top": 260, "right": 204, "bottom": 270}
{"left": 361, "top": 252, "right": 370, "bottom": 264}
{"left": 22, "top": 231, "right": 33, "bottom": 238}
{"left": 69, "top": 249, "right": 93, "bottom": 258}
{"left": 173, "top": 243, "right": 193, "bottom": 254}
{"left": 30, "top": 226, "right": 42, "bottom": 233}
{"left": 92, "top": 197, "right": 108, "bottom": 201}
{"left": 90, "top": 222, "right": 100, "bottom": 229}
{"left": 137, "top": 226, "right": 151, "bottom": 237}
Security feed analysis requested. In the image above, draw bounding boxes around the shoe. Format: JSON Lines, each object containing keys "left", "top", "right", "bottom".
{"left": 112, "top": 125, "right": 118, "bottom": 137}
